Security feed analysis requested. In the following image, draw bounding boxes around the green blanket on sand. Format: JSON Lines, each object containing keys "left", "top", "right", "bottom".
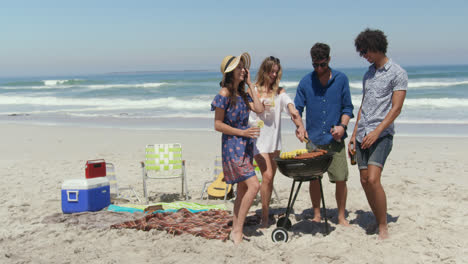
{"left": 107, "top": 201, "right": 227, "bottom": 214}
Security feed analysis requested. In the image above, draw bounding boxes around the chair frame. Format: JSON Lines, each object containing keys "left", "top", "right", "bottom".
{"left": 200, "top": 156, "right": 232, "bottom": 201}
{"left": 141, "top": 143, "right": 189, "bottom": 203}
{"left": 106, "top": 162, "right": 142, "bottom": 203}
{"left": 200, "top": 156, "right": 280, "bottom": 203}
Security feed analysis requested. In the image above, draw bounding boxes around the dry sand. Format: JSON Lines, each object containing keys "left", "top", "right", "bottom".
{"left": 1, "top": 123, "right": 467, "bottom": 263}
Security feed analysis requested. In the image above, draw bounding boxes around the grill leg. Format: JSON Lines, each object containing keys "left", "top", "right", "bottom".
{"left": 286, "top": 180, "right": 296, "bottom": 212}
{"left": 285, "top": 180, "right": 302, "bottom": 221}
{"left": 319, "top": 178, "right": 329, "bottom": 235}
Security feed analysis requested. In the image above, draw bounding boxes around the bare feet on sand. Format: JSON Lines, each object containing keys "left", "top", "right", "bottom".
{"left": 230, "top": 231, "right": 251, "bottom": 244}
{"left": 378, "top": 225, "right": 389, "bottom": 240}
{"left": 229, "top": 231, "right": 243, "bottom": 245}
{"left": 366, "top": 223, "right": 389, "bottom": 239}
{"left": 338, "top": 218, "right": 350, "bottom": 226}
{"left": 311, "top": 215, "right": 321, "bottom": 222}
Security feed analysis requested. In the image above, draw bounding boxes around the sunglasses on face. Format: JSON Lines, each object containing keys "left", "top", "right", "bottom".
{"left": 312, "top": 62, "right": 328, "bottom": 68}
{"left": 269, "top": 56, "right": 280, "bottom": 63}
{"left": 359, "top": 49, "right": 368, "bottom": 56}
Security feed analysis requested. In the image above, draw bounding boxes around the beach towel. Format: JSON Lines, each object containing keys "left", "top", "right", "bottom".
{"left": 111, "top": 208, "right": 261, "bottom": 241}
{"left": 111, "top": 208, "right": 232, "bottom": 240}
{"left": 107, "top": 202, "right": 227, "bottom": 214}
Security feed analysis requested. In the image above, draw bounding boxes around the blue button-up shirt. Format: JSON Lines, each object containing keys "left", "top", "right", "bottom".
{"left": 294, "top": 68, "right": 354, "bottom": 145}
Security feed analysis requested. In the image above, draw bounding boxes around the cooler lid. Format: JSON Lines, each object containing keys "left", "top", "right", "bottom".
{"left": 62, "top": 177, "right": 109, "bottom": 190}
{"left": 86, "top": 159, "right": 105, "bottom": 164}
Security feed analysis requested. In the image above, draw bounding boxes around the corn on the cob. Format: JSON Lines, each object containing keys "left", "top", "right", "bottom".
{"left": 280, "top": 149, "right": 308, "bottom": 159}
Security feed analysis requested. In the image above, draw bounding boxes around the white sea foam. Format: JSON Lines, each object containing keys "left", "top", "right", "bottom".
{"left": 42, "top": 80, "right": 74, "bottom": 86}
{"left": 86, "top": 82, "right": 170, "bottom": 89}
{"left": 395, "top": 119, "right": 468, "bottom": 125}
{"left": 0, "top": 95, "right": 207, "bottom": 110}
{"left": 404, "top": 98, "right": 468, "bottom": 108}
{"left": 350, "top": 80, "right": 468, "bottom": 89}
{"left": 0, "top": 81, "right": 170, "bottom": 90}
{"left": 350, "top": 95, "right": 468, "bottom": 108}
{"left": 67, "top": 112, "right": 214, "bottom": 119}
{"left": 350, "top": 82, "right": 362, "bottom": 89}
{"left": 3, "top": 94, "right": 468, "bottom": 110}
{"left": 280, "top": 81, "right": 299, "bottom": 88}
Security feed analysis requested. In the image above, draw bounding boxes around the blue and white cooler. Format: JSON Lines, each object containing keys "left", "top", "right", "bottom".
{"left": 61, "top": 177, "right": 111, "bottom": 213}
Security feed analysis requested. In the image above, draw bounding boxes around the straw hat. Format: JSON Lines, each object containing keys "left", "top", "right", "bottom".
{"left": 220, "top": 52, "right": 251, "bottom": 74}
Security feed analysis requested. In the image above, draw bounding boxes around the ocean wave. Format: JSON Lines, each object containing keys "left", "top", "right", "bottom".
{"left": 0, "top": 81, "right": 171, "bottom": 90}
{"left": 9, "top": 111, "right": 468, "bottom": 125}
{"left": 2, "top": 81, "right": 44, "bottom": 87}
{"left": 3, "top": 94, "right": 468, "bottom": 111}
{"left": 42, "top": 79, "right": 87, "bottom": 86}
{"left": 404, "top": 98, "right": 468, "bottom": 108}
{"left": 85, "top": 82, "right": 171, "bottom": 89}
{"left": 67, "top": 112, "right": 214, "bottom": 119}
{"left": 350, "top": 95, "right": 468, "bottom": 108}
{"left": 0, "top": 95, "right": 208, "bottom": 110}
{"left": 280, "top": 81, "right": 299, "bottom": 88}
{"left": 350, "top": 80, "right": 468, "bottom": 89}
{"left": 394, "top": 119, "right": 468, "bottom": 125}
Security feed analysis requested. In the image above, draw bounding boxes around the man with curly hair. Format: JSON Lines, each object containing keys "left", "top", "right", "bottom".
{"left": 349, "top": 28, "right": 408, "bottom": 239}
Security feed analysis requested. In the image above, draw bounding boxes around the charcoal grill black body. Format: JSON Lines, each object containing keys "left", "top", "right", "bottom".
{"left": 272, "top": 152, "right": 334, "bottom": 242}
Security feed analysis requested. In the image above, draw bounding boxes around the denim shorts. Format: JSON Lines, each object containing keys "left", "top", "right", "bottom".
{"left": 356, "top": 134, "right": 393, "bottom": 170}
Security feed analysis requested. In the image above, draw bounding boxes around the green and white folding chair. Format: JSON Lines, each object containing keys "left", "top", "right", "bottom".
{"left": 141, "top": 143, "right": 188, "bottom": 203}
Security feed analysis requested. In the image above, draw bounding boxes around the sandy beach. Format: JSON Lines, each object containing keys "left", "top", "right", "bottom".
{"left": 1, "top": 123, "right": 467, "bottom": 264}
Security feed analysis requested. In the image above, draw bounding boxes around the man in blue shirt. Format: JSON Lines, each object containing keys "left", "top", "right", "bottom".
{"left": 294, "top": 43, "right": 354, "bottom": 226}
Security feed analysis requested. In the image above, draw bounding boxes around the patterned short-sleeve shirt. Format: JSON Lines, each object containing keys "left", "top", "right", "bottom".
{"left": 357, "top": 59, "right": 408, "bottom": 143}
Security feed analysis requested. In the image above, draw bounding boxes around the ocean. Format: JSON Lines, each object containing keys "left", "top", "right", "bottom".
{"left": 2, "top": 64, "right": 468, "bottom": 137}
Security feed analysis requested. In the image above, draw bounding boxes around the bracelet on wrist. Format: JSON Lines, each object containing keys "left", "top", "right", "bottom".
{"left": 339, "top": 123, "right": 347, "bottom": 131}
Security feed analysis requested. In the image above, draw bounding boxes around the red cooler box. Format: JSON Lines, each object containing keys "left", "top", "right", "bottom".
{"left": 85, "top": 159, "right": 106, "bottom": 179}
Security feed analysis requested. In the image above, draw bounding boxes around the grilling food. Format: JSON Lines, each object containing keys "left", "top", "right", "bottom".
{"left": 280, "top": 149, "right": 308, "bottom": 159}
{"left": 294, "top": 150, "right": 328, "bottom": 159}
{"left": 280, "top": 149, "right": 328, "bottom": 159}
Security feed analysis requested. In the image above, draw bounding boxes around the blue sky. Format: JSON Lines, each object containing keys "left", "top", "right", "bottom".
{"left": 1, "top": 0, "right": 467, "bottom": 77}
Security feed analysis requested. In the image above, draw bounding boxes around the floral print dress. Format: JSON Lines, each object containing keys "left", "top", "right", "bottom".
{"left": 211, "top": 94, "right": 256, "bottom": 184}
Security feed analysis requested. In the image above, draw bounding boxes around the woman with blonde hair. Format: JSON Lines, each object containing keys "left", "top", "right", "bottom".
{"left": 251, "top": 56, "right": 306, "bottom": 228}
{"left": 211, "top": 52, "right": 264, "bottom": 244}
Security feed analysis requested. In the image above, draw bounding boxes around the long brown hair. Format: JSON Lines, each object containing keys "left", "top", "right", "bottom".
{"left": 219, "top": 71, "right": 251, "bottom": 110}
{"left": 255, "top": 56, "right": 282, "bottom": 95}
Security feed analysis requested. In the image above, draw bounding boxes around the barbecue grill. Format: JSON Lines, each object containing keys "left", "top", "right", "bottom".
{"left": 271, "top": 152, "right": 334, "bottom": 242}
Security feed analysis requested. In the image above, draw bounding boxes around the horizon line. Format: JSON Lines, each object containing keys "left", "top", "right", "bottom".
{"left": 1, "top": 63, "right": 468, "bottom": 78}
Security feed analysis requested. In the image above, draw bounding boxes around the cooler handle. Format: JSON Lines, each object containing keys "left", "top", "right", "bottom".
{"left": 67, "top": 191, "right": 79, "bottom": 202}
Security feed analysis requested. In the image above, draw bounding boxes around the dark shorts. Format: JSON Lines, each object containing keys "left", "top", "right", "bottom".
{"left": 356, "top": 134, "right": 393, "bottom": 170}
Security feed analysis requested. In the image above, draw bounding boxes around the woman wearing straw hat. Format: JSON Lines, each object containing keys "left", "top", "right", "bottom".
{"left": 211, "top": 52, "right": 264, "bottom": 244}
{"left": 250, "top": 56, "right": 307, "bottom": 228}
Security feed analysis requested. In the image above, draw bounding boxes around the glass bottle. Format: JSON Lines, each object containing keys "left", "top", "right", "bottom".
{"left": 350, "top": 142, "right": 357, "bottom": 165}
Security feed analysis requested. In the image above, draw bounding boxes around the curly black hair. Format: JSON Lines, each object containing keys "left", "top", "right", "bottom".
{"left": 310, "top": 43, "right": 330, "bottom": 61}
{"left": 354, "top": 28, "right": 388, "bottom": 54}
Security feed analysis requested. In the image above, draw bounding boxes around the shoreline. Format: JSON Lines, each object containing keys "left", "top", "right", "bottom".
{"left": 3, "top": 114, "right": 468, "bottom": 137}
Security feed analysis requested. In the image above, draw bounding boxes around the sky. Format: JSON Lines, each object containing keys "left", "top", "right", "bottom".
{"left": 1, "top": 0, "right": 467, "bottom": 77}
